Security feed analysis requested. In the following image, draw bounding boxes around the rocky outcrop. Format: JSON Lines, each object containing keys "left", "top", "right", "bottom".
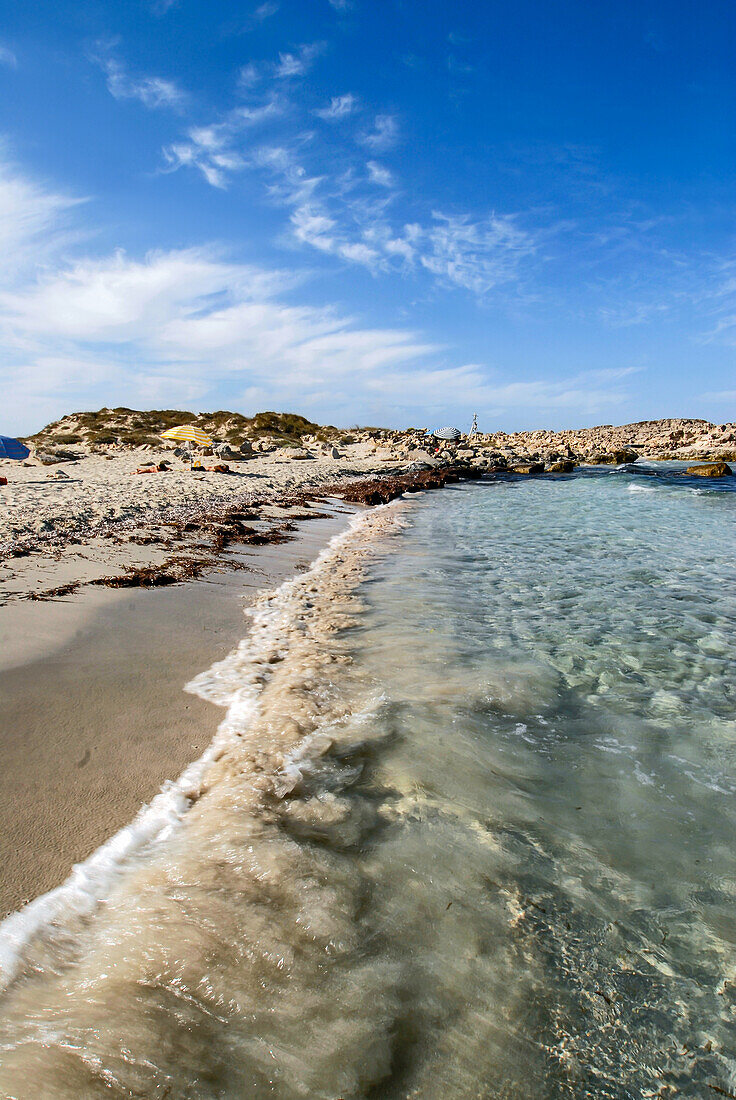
{"left": 473, "top": 419, "right": 734, "bottom": 464}
{"left": 684, "top": 461, "right": 733, "bottom": 477}
{"left": 547, "top": 460, "right": 576, "bottom": 472}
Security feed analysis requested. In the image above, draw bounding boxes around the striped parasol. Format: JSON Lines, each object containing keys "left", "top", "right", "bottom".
{"left": 431, "top": 426, "right": 462, "bottom": 442}
{"left": 0, "top": 435, "right": 31, "bottom": 460}
{"left": 161, "top": 425, "right": 213, "bottom": 447}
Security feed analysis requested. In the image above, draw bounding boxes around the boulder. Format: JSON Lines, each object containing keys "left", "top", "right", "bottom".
{"left": 685, "top": 461, "right": 733, "bottom": 477}
{"left": 511, "top": 462, "right": 545, "bottom": 475}
{"left": 601, "top": 449, "right": 638, "bottom": 465}
{"left": 588, "top": 449, "right": 637, "bottom": 465}
{"left": 548, "top": 460, "right": 576, "bottom": 472}
{"left": 36, "top": 449, "right": 80, "bottom": 465}
{"left": 274, "top": 446, "right": 314, "bottom": 460}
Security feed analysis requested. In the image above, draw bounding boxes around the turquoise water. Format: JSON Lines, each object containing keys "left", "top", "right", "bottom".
{"left": 0, "top": 463, "right": 734, "bottom": 1098}
{"left": 345, "top": 464, "right": 736, "bottom": 1096}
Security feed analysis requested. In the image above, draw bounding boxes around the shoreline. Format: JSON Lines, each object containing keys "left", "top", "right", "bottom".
{"left": 0, "top": 507, "right": 356, "bottom": 920}
{"left": 2, "top": 458, "right": 727, "bottom": 923}
{"left": 0, "top": 498, "right": 406, "bottom": 1004}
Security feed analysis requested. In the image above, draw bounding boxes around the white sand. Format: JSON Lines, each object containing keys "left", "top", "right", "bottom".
{"left": 0, "top": 441, "right": 395, "bottom": 547}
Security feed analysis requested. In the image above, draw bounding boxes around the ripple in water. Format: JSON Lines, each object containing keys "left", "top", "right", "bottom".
{"left": 0, "top": 465, "right": 734, "bottom": 1098}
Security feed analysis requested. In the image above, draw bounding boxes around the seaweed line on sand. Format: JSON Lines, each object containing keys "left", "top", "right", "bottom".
{"left": 11, "top": 466, "right": 481, "bottom": 602}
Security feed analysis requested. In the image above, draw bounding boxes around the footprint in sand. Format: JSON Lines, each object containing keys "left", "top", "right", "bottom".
{"left": 77, "top": 749, "right": 90, "bottom": 768}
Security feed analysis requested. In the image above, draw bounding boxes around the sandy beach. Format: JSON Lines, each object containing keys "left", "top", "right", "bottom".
{"left": 1, "top": 418, "right": 732, "bottom": 919}
{"left": 0, "top": 509, "right": 353, "bottom": 917}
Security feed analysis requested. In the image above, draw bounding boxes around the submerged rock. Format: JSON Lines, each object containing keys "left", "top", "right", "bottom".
{"left": 685, "top": 461, "right": 733, "bottom": 477}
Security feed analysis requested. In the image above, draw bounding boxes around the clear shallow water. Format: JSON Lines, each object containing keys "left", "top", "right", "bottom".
{"left": 0, "top": 464, "right": 735, "bottom": 1097}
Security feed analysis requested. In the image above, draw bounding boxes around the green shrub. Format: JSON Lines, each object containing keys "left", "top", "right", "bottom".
{"left": 204, "top": 410, "right": 248, "bottom": 427}
{"left": 249, "top": 411, "right": 321, "bottom": 438}
{"left": 51, "top": 433, "right": 83, "bottom": 444}
{"left": 126, "top": 432, "right": 160, "bottom": 447}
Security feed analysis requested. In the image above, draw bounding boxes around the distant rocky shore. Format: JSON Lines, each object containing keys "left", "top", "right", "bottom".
{"left": 23, "top": 409, "right": 736, "bottom": 471}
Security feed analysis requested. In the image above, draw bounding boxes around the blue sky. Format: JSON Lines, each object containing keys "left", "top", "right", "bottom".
{"left": 1, "top": 0, "right": 734, "bottom": 434}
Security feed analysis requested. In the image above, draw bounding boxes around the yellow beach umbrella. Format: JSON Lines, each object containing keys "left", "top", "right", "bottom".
{"left": 161, "top": 425, "right": 213, "bottom": 447}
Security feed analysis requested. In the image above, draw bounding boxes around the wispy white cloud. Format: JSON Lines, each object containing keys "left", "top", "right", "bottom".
{"left": 275, "top": 42, "right": 323, "bottom": 78}
{"left": 0, "top": 244, "right": 442, "bottom": 430}
{"left": 243, "top": 135, "right": 537, "bottom": 295}
{"left": 0, "top": 42, "right": 17, "bottom": 68}
{"left": 253, "top": 1, "right": 280, "bottom": 21}
{"left": 93, "top": 48, "right": 187, "bottom": 111}
{"left": 0, "top": 149, "right": 637, "bottom": 434}
{"left": 414, "top": 212, "right": 537, "bottom": 295}
{"left": 315, "top": 93, "right": 357, "bottom": 120}
{"left": 255, "top": 145, "right": 322, "bottom": 205}
{"left": 238, "top": 63, "right": 261, "bottom": 89}
{"left": 290, "top": 204, "right": 381, "bottom": 269}
{"left": 367, "top": 161, "right": 393, "bottom": 187}
{"left": 0, "top": 149, "right": 85, "bottom": 282}
{"left": 359, "top": 113, "right": 399, "bottom": 151}
{"left": 142, "top": 40, "right": 543, "bottom": 301}
{"left": 162, "top": 100, "right": 285, "bottom": 188}
{"left": 237, "top": 42, "right": 324, "bottom": 94}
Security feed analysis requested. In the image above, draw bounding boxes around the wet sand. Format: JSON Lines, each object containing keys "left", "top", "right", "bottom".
{"left": 0, "top": 512, "right": 352, "bottom": 918}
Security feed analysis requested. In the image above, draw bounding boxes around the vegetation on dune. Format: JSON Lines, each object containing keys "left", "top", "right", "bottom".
{"left": 25, "top": 406, "right": 345, "bottom": 451}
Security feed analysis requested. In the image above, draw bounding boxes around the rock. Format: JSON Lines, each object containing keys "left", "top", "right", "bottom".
{"left": 37, "top": 450, "right": 79, "bottom": 465}
{"left": 272, "top": 446, "right": 314, "bottom": 461}
{"left": 0, "top": 476, "right": 7, "bottom": 486}
{"left": 548, "top": 460, "right": 576, "bottom": 472}
{"left": 589, "top": 449, "right": 637, "bottom": 465}
{"left": 611, "top": 448, "right": 638, "bottom": 464}
{"left": 511, "top": 462, "right": 545, "bottom": 475}
{"left": 685, "top": 461, "right": 733, "bottom": 477}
